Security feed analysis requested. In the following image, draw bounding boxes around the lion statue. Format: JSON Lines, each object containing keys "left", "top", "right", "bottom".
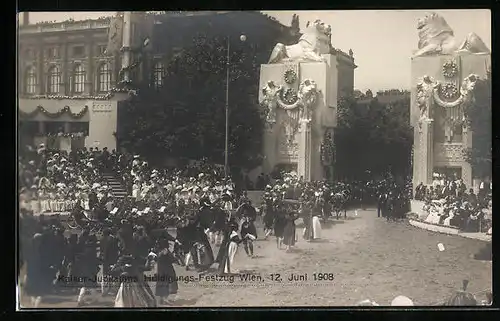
{"left": 413, "top": 12, "right": 490, "bottom": 58}
{"left": 268, "top": 19, "right": 332, "bottom": 64}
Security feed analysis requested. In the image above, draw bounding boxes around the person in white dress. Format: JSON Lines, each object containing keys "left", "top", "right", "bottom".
{"left": 219, "top": 224, "right": 241, "bottom": 274}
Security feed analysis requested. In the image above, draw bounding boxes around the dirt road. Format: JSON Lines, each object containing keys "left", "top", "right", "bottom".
{"left": 19, "top": 208, "right": 492, "bottom": 308}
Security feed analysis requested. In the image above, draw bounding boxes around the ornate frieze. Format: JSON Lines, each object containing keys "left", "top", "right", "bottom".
{"left": 434, "top": 143, "right": 466, "bottom": 163}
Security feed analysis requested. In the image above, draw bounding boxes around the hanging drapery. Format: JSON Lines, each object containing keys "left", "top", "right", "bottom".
{"left": 19, "top": 105, "right": 89, "bottom": 120}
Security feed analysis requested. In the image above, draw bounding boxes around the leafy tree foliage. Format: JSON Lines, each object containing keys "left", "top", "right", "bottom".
{"left": 464, "top": 71, "right": 491, "bottom": 179}
{"left": 116, "top": 35, "right": 270, "bottom": 169}
{"left": 335, "top": 91, "right": 413, "bottom": 180}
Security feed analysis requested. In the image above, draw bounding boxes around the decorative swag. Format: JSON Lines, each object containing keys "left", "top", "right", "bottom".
{"left": 19, "top": 105, "right": 89, "bottom": 120}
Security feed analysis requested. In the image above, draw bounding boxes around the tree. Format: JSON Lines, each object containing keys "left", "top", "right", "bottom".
{"left": 335, "top": 92, "right": 413, "bottom": 180}
{"left": 117, "top": 34, "right": 268, "bottom": 169}
{"left": 464, "top": 71, "right": 491, "bottom": 179}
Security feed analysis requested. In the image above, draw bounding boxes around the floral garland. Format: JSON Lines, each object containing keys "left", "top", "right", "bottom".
{"left": 432, "top": 87, "right": 465, "bottom": 108}
{"left": 23, "top": 83, "right": 134, "bottom": 101}
{"left": 442, "top": 60, "right": 458, "bottom": 78}
{"left": 34, "top": 132, "right": 87, "bottom": 138}
{"left": 19, "top": 106, "right": 88, "bottom": 120}
{"left": 26, "top": 94, "right": 114, "bottom": 101}
{"left": 284, "top": 69, "right": 297, "bottom": 84}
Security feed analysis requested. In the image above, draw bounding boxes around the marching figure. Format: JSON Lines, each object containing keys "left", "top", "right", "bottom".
{"left": 153, "top": 238, "right": 179, "bottom": 305}
{"left": 218, "top": 222, "right": 241, "bottom": 275}
{"left": 283, "top": 211, "right": 299, "bottom": 252}
{"left": 240, "top": 216, "right": 257, "bottom": 257}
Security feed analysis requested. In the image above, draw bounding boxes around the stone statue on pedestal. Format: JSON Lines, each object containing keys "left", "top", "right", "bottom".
{"left": 412, "top": 12, "right": 490, "bottom": 58}
{"left": 268, "top": 19, "right": 332, "bottom": 64}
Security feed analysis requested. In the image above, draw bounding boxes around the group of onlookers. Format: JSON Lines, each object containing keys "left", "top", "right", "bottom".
{"left": 414, "top": 175, "right": 492, "bottom": 234}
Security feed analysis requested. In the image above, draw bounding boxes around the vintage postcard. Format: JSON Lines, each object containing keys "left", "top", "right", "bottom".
{"left": 17, "top": 10, "right": 492, "bottom": 308}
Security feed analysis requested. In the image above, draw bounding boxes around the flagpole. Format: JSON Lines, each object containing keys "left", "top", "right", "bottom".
{"left": 224, "top": 36, "right": 230, "bottom": 179}
{"left": 224, "top": 34, "right": 246, "bottom": 180}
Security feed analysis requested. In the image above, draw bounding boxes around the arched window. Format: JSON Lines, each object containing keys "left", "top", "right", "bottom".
{"left": 47, "top": 66, "right": 61, "bottom": 94}
{"left": 97, "top": 63, "right": 111, "bottom": 92}
{"left": 73, "top": 64, "right": 86, "bottom": 93}
{"left": 25, "top": 66, "right": 37, "bottom": 94}
{"left": 153, "top": 61, "right": 165, "bottom": 88}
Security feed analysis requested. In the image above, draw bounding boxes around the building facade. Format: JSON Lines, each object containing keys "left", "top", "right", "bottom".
{"left": 17, "top": 11, "right": 303, "bottom": 153}
{"left": 18, "top": 12, "right": 155, "bottom": 152}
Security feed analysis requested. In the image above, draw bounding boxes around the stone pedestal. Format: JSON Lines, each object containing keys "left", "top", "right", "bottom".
{"left": 258, "top": 53, "right": 352, "bottom": 181}
{"left": 411, "top": 53, "right": 490, "bottom": 189}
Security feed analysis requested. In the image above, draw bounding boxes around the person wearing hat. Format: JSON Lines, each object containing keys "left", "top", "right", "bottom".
{"left": 240, "top": 215, "right": 257, "bottom": 257}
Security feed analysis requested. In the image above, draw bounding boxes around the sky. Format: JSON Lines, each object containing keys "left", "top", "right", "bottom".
{"left": 25, "top": 10, "right": 491, "bottom": 91}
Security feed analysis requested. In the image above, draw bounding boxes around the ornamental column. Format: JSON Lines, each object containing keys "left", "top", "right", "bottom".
{"left": 121, "top": 12, "right": 132, "bottom": 82}
{"left": 420, "top": 118, "right": 435, "bottom": 185}
{"left": 297, "top": 119, "right": 312, "bottom": 181}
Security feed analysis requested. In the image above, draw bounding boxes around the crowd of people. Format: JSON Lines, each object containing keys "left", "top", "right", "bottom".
{"left": 19, "top": 143, "right": 265, "bottom": 307}
{"left": 18, "top": 143, "right": 491, "bottom": 308}
{"left": 413, "top": 173, "right": 492, "bottom": 234}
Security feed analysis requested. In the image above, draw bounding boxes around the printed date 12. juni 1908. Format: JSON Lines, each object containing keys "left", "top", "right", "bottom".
{"left": 269, "top": 273, "right": 335, "bottom": 282}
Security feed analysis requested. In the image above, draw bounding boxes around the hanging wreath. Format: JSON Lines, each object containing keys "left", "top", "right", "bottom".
{"left": 432, "top": 88, "right": 465, "bottom": 108}
{"left": 284, "top": 69, "right": 297, "bottom": 84}
{"left": 19, "top": 106, "right": 89, "bottom": 120}
{"left": 281, "top": 88, "right": 299, "bottom": 105}
{"left": 439, "top": 83, "right": 459, "bottom": 100}
{"left": 34, "top": 132, "right": 86, "bottom": 138}
{"left": 442, "top": 60, "right": 458, "bottom": 78}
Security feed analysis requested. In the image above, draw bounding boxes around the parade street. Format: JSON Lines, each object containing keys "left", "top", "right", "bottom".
{"left": 20, "top": 208, "right": 491, "bottom": 307}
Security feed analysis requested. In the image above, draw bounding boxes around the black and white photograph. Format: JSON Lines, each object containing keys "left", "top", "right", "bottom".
{"left": 17, "top": 10, "right": 492, "bottom": 308}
